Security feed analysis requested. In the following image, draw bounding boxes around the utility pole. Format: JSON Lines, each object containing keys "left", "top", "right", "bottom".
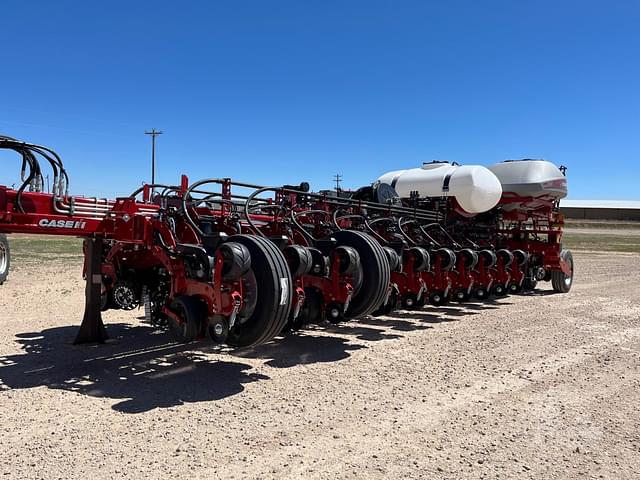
{"left": 333, "top": 174, "right": 343, "bottom": 193}
{"left": 144, "top": 129, "right": 163, "bottom": 194}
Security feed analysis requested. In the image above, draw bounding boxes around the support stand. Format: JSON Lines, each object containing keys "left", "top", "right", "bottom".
{"left": 74, "top": 237, "right": 108, "bottom": 344}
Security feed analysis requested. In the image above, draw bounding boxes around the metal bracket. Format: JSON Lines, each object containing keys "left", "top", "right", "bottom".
{"left": 228, "top": 298, "right": 241, "bottom": 329}
{"left": 343, "top": 288, "right": 353, "bottom": 313}
{"left": 292, "top": 291, "right": 305, "bottom": 319}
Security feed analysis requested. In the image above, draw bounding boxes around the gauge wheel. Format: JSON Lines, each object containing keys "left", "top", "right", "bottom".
{"left": 225, "top": 235, "right": 293, "bottom": 347}
{"left": 330, "top": 231, "right": 390, "bottom": 318}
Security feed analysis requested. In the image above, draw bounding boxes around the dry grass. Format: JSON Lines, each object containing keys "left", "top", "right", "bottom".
{"left": 8, "top": 234, "right": 83, "bottom": 265}
{"left": 563, "top": 232, "right": 640, "bottom": 253}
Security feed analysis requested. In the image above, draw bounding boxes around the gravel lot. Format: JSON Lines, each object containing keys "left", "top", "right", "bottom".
{"left": 0, "top": 250, "right": 639, "bottom": 479}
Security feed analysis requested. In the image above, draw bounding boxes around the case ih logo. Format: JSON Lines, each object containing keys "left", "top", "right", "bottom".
{"left": 38, "top": 219, "right": 87, "bottom": 229}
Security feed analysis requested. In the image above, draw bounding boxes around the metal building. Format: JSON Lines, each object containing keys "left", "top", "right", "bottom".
{"left": 560, "top": 200, "right": 640, "bottom": 221}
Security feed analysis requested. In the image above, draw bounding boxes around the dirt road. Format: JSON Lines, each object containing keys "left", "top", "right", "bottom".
{"left": 0, "top": 251, "right": 639, "bottom": 479}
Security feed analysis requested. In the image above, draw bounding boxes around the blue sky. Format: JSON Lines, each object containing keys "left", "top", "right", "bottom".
{"left": 1, "top": 1, "right": 638, "bottom": 199}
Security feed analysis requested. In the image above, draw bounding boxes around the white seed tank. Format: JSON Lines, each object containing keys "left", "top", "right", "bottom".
{"left": 488, "top": 160, "right": 567, "bottom": 211}
{"left": 377, "top": 162, "right": 503, "bottom": 214}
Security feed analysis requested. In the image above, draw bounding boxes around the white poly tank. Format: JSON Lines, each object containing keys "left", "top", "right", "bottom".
{"left": 377, "top": 162, "right": 503, "bottom": 214}
{"left": 488, "top": 160, "right": 567, "bottom": 200}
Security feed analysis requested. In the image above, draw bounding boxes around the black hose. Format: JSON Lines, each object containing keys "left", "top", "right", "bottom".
{"left": 0, "top": 136, "right": 47, "bottom": 212}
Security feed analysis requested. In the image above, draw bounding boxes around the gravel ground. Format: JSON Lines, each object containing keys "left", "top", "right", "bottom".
{"left": 0, "top": 251, "right": 639, "bottom": 479}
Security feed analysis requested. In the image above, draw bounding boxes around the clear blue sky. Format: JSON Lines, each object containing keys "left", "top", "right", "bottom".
{"left": 1, "top": 1, "right": 638, "bottom": 199}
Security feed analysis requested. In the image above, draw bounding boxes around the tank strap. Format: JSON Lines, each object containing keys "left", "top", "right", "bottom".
{"left": 442, "top": 172, "right": 453, "bottom": 193}
{"left": 390, "top": 173, "right": 402, "bottom": 189}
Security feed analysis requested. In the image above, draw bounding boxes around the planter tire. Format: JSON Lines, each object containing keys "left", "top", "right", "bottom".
{"left": 225, "top": 235, "right": 293, "bottom": 347}
{"left": 330, "top": 230, "right": 390, "bottom": 318}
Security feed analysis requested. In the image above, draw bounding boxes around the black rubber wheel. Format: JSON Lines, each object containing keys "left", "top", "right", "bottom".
{"left": 509, "top": 283, "right": 522, "bottom": 294}
{"left": 330, "top": 230, "right": 390, "bottom": 318}
{"left": 332, "top": 245, "right": 360, "bottom": 276}
{"left": 552, "top": 249, "right": 574, "bottom": 293}
{"left": 453, "top": 289, "right": 471, "bottom": 303}
{"left": 169, "top": 295, "right": 205, "bottom": 343}
{"left": 478, "top": 249, "right": 497, "bottom": 268}
{"left": 325, "top": 302, "right": 346, "bottom": 324}
{"left": 429, "top": 290, "right": 447, "bottom": 306}
{"left": 522, "top": 277, "right": 538, "bottom": 291}
{"left": 434, "top": 248, "right": 456, "bottom": 271}
{"left": 382, "top": 246, "right": 401, "bottom": 272}
{"left": 112, "top": 280, "right": 140, "bottom": 310}
{"left": 219, "top": 241, "right": 251, "bottom": 280}
{"left": 284, "top": 245, "right": 313, "bottom": 277}
{"left": 297, "top": 287, "right": 323, "bottom": 327}
{"left": 513, "top": 249, "right": 529, "bottom": 267}
{"left": 225, "top": 235, "right": 293, "bottom": 347}
{"left": 406, "top": 247, "right": 430, "bottom": 272}
{"left": 0, "top": 234, "right": 9, "bottom": 285}
{"left": 457, "top": 249, "right": 478, "bottom": 270}
{"left": 473, "top": 287, "right": 489, "bottom": 300}
{"left": 497, "top": 249, "right": 514, "bottom": 266}
{"left": 371, "top": 288, "right": 399, "bottom": 316}
{"left": 208, "top": 315, "right": 229, "bottom": 344}
{"left": 491, "top": 284, "right": 508, "bottom": 297}
{"left": 401, "top": 293, "right": 424, "bottom": 310}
